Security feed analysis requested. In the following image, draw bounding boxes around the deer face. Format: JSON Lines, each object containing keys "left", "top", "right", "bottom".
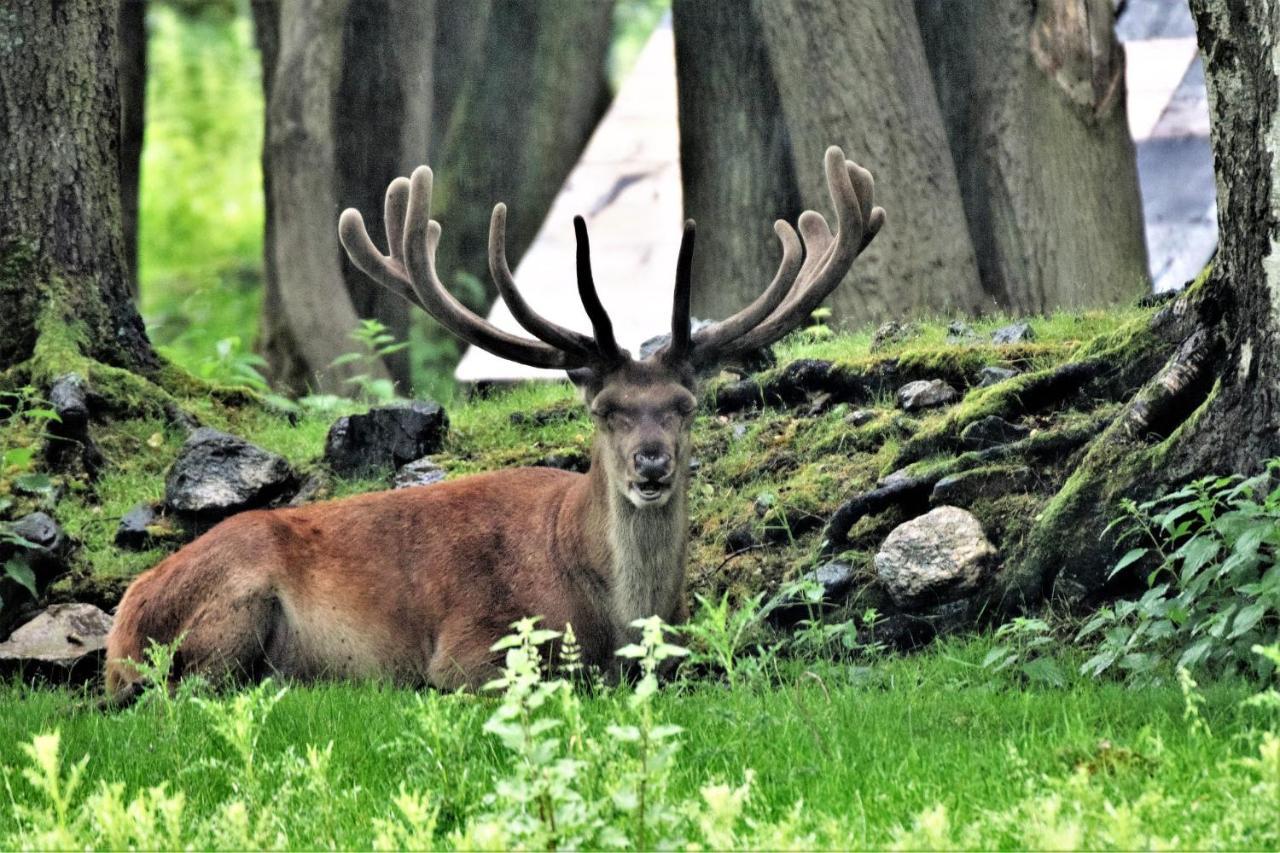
{"left": 587, "top": 363, "right": 697, "bottom": 509}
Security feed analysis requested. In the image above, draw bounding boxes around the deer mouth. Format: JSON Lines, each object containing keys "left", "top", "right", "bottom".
{"left": 630, "top": 480, "right": 671, "bottom": 504}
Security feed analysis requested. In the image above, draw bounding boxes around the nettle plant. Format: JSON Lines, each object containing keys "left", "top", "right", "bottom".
{"left": 0, "top": 386, "right": 61, "bottom": 612}
{"left": 1079, "top": 463, "right": 1280, "bottom": 681}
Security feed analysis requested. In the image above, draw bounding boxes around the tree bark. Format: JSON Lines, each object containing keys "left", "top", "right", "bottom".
{"left": 117, "top": 0, "right": 147, "bottom": 297}
{"left": 0, "top": 0, "right": 156, "bottom": 374}
{"left": 334, "top": 0, "right": 434, "bottom": 388}
{"left": 673, "top": 0, "right": 987, "bottom": 325}
{"left": 997, "top": 0, "right": 1280, "bottom": 605}
{"left": 255, "top": 0, "right": 395, "bottom": 395}
{"left": 915, "top": 0, "right": 1150, "bottom": 312}
{"left": 430, "top": 0, "right": 616, "bottom": 305}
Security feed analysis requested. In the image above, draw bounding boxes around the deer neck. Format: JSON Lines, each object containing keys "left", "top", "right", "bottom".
{"left": 579, "top": 442, "right": 689, "bottom": 635}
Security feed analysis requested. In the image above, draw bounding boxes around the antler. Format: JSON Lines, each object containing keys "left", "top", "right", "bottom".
{"left": 339, "top": 167, "right": 623, "bottom": 370}
{"left": 685, "top": 146, "right": 885, "bottom": 368}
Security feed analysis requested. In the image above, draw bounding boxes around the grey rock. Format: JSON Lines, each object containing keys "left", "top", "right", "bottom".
{"left": 945, "top": 321, "right": 976, "bottom": 343}
{"left": 395, "top": 457, "right": 447, "bottom": 489}
{"left": 11, "top": 512, "right": 66, "bottom": 554}
{"left": 536, "top": 451, "right": 589, "bottom": 473}
{"left": 48, "top": 373, "right": 90, "bottom": 432}
{"left": 978, "top": 365, "right": 1019, "bottom": 387}
{"left": 959, "top": 415, "right": 1031, "bottom": 450}
{"left": 0, "top": 604, "right": 112, "bottom": 681}
{"left": 0, "top": 513, "right": 71, "bottom": 638}
{"left": 286, "top": 475, "right": 329, "bottom": 507}
{"left": 165, "top": 428, "right": 299, "bottom": 520}
{"left": 732, "top": 423, "right": 749, "bottom": 440}
{"left": 874, "top": 506, "right": 997, "bottom": 608}
{"left": 896, "top": 379, "right": 959, "bottom": 412}
{"left": 767, "top": 561, "right": 857, "bottom": 627}
{"left": 845, "top": 408, "right": 878, "bottom": 427}
{"left": 991, "top": 322, "right": 1035, "bottom": 345}
{"left": 115, "top": 503, "right": 160, "bottom": 550}
{"left": 870, "top": 321, "right": 916, "bottom": 352}
{"left": 325, "top": 402, "right": 449, "bottom": 477}
{"left": 639, "top": 318, "right": 713, "bottom": 360}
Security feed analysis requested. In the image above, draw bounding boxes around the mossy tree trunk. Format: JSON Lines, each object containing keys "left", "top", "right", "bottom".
{"left": 915, "top": 0, "right": 1149, "bottom": 312}
{"left": 0, "top": 0, "right": 157, "bottom": 377}
{"left": 997, "top": 0, "right": 1280, "bottom": 606}
{"left": 673, "top": 0, "right": 987, "bottom": 325}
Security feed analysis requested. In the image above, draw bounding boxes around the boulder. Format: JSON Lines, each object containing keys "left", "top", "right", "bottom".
{"left": 535, "top": 451, "right": 590, "bottom": 474}
{"left": 48, "top": 373, "right": 90, "bottom": 432}
{"left": 978, "top": 365, "right": 1019, "bottom": 387}
{"left": 767, "top": 561, "right": 857, "bottom": 626}
{"left": 870, "top": 320, "right": 916, "bottom": 352}
{"left": 844, "top": 408, "right": 878, "bottom": 427}
{"left": 164, "top": 428, "right": 299, "bottom": 521}
{"left": 394, "top": 457, "right": 447, "bottom": 489}
{"left": 959, "top": 415, "right": 1031, "bottom": 450}
{"left": 874, "top": 506, "right": 997, "bottom": 608}
{"left": 1, "top": 513, "right": 71, "bottom": 636}
{"left": 896, "top": 379, "right": 959, "bottom": 412}
{"left": 991, "top": 322, "right": 1035, "bottom": 345}
{"left": 945, "top": 321, "right": 976, "bottom": 343}
{"left": 114, "top": 502, "right": 183, "bottom": 548}
{"left": 0, "top": 603, "right": 112, "bottom": 682}
{"left": 324, "top": 402, "right": 449, "bottom": 477}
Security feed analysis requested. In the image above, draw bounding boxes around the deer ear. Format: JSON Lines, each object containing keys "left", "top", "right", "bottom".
{"left": 567, "top": 367, "right": 603, "bottom": 402}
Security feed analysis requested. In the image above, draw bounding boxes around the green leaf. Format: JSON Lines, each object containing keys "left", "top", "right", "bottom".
{"left": 1228, "top": 601, "right": 1268, "bottom": 639}
{"left": 3, "top": 447, "right": 36, "bottom": 468}
{"left": 1108, "top": 547, "right": 1149, "bottom": 579}
{"left": 13, "top": 473, "right": 54, "bottom": 495}
{"left": 3, "top": 559, "right": 38, "bottom": 599}
{"left": 1021, "top": 657, "right": 1065, "bottom": 687}
{"left": 329, "top": 352, "right": 365, "bottom": 368}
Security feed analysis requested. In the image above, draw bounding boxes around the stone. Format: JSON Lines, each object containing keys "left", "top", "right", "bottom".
{"left": 845, "top": 408, "right": 878, "bottom": 427}
{"left": 959, "top": 415, "right": 1031, "bottom": 450}
{"left": 535, "top": 451, "right": 590, "bottom": 473}
{"left": 48, "top": 373, "right": 90, "bottom": 432}
{"left": 767, "top": 561, "right": 857, "bottom": 627}
{"left": 896, "top": 379, "right": 959, "bottom": 412}
{"left": 164, "top": 428, "right": 299, "bottom": 521}
{"left": 991, "top": 322, "right": 1035, "bottom": 345}
{"left": 870, "top": 321, "right": 916, "bottom": 352}
{"left": 395, "top": 457, "right": 447, "bottom": 489}
{"left": 874, "top": 506, "right": 997, "bottom": 608}
{"left": 638, "top": 318, "right": 712, "bottom": 359}
{"left": 731, "top": 423, "right": 749, "bottom": 440}
{"left": 0, "top": 604, "right": 113, "bottom": 682}
{"left": 324, "top": 402, "right": 449, "bottom": 477}
{"left": 978, "top": 365, "right": 1019, "bottom": 387}
{"left": 945, "top": 321, "right": 976, "bottom": 343}
{"left": 115, "top": 503, "right": 165, "bottom": 550}
{"left": 0, "top": 512, "right": 71, "bottom": 638}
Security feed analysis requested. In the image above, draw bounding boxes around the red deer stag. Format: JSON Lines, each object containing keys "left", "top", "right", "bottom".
{"left": 105, "top": 147, "right": 884, "bottom": 701}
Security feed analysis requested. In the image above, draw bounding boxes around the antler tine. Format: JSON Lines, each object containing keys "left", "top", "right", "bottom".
{"left": 573, "top": 215, "right": 624, "bottom": 363}
{"left": 338, "top": 180, "right": 426, "bottom": 312}
{"left": 390, "top": 166, "right": 588, "bottom": 370}
{"left": 667, "top": 219, "right": 697, "bottom": 360}
{"left": 488, "top": 204, "right": 596, "bottom": 356}
{"left": 706, "top": 146, "right": 885, "bottom": 361}
{"left": 689, "top": 220, "right": 802, "bottom": 356}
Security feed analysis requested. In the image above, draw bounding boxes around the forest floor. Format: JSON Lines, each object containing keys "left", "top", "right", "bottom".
{"left": 2, "top": 637, "right": 1277, "bottom": 848}
{"left": 5, "top": 306, "right": 1153, "bottom": 615}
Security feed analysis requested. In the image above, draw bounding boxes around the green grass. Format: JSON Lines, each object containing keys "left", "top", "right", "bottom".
{"left": 1, "top": 638, "right": 1277, "bottom": 848}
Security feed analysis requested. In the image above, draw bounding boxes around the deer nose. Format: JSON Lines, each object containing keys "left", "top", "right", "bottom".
{"left": 633, "top": 449, "right": 672, "bottom": 480}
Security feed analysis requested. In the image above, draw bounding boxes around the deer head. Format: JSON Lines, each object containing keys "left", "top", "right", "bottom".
{"left": 338, "top": 146, "right": 885, "bottom": 510}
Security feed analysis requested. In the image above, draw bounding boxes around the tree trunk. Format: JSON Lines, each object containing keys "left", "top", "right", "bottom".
{"left": 430, "top": 0, "right": 616, "bottom": 305}
{"left": 995, "top": 0, "right": 1280, "bottom": 605}
{"left": 0, "top": 0, "right": 156, "bottom": 375}
{"left": 334, "top": 0, "right": 434, "bottom": 388}
{"left": 117, "top": 0, "right": 148, "bottom": 297}
{"left": 255, "top": 0, "right": 394, "bottom": 395}
{"left": 673, "top": 0, "right": 987, "bottom": 325}
{"left": 915, "top": 0, "right": 1150, "bottom": 312}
